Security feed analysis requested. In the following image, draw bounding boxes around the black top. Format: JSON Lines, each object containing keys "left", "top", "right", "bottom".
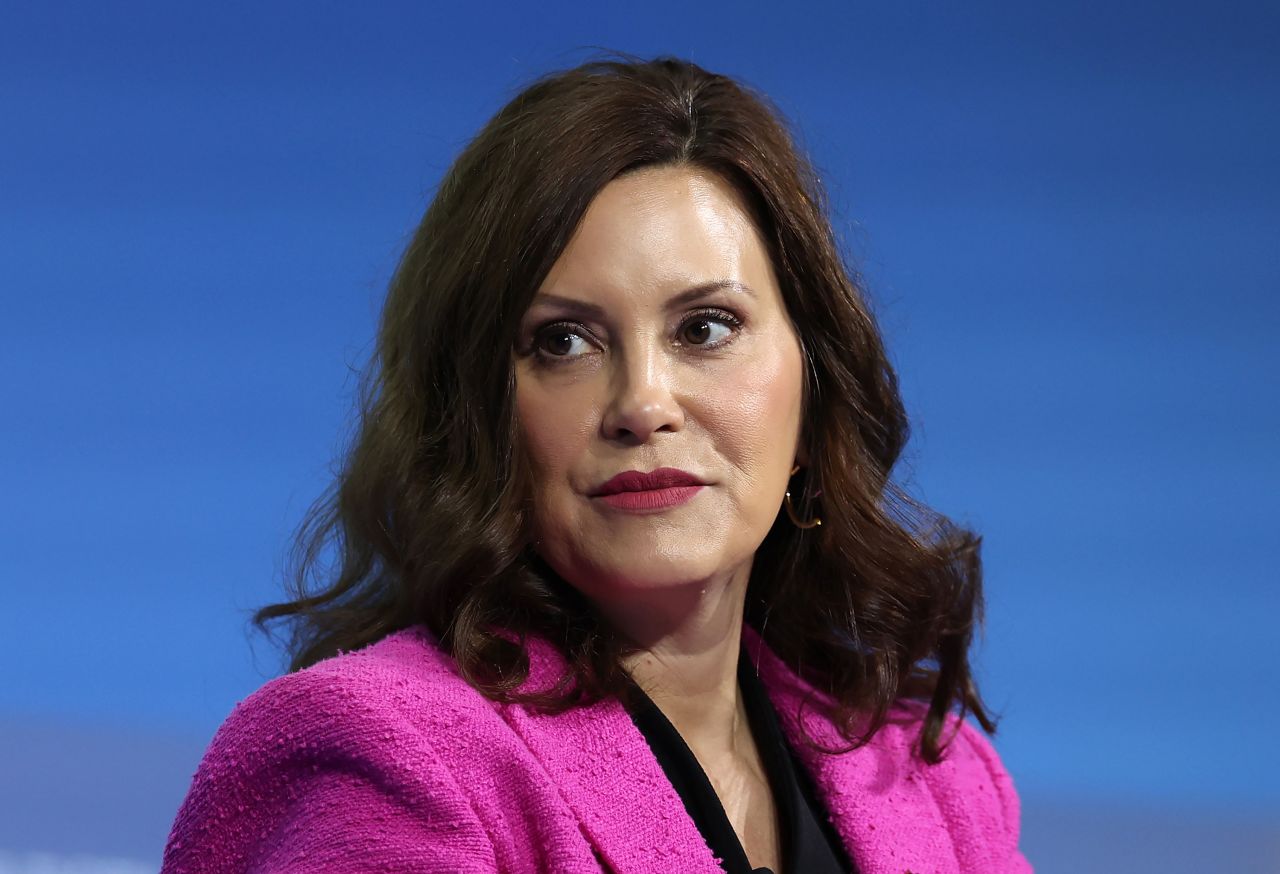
{"left": 623, "top": 649, "right": 856, "bottom": 874}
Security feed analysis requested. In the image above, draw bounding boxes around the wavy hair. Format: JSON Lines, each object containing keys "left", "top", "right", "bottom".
{"left": 253, "top": 53, "right": 996, "bottom": 763}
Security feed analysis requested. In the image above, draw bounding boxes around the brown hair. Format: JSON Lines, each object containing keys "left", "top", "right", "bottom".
{"left": 253, "top": 53, "right": 996, "bottom": 763}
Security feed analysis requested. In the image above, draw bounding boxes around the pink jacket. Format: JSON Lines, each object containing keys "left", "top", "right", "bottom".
{"left": 162, "top": 623, "right": 1032, "bottom": 873}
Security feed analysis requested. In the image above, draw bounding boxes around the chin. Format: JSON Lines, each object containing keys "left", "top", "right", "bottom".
{"left": 536, "top": 521, "right": 748, "bottom": 588}
{"left": 592, "top": 548, "right": 738, "bottom": 589}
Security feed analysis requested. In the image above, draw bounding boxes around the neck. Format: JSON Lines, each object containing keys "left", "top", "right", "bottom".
{"left": 611, "top": 563, "right": 753, "bottom": 758}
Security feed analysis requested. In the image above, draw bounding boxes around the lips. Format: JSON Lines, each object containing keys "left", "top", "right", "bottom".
{"left": 591, "top": 467, "right": 707, "bottom": 497}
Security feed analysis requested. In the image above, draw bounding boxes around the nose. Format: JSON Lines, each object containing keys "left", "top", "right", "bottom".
{"left": 600, "top": 340, "right": 685, "bottom": 444}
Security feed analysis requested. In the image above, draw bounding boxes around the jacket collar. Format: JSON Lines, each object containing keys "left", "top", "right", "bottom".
{"left": 496, "top": 623, "right": 957, "bottom": 874}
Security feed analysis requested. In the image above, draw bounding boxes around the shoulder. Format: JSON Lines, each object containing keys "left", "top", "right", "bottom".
{"left": 746, "top": 624, "right": 1032, "bottom": 869}
{"left": 162, "top": 627, "right": 501, "bottom": 872}
{"left": 206, "top": 626, "right": 495, "bottom": 758}
{"left": 876, "top": 700, "right": 1030, "bottom": 871}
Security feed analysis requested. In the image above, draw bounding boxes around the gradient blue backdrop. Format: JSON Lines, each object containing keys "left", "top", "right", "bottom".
{"left": 3, "top": 2, "right": 1277, "bottom": 871}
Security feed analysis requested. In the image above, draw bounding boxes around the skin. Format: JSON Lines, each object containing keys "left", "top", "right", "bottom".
{"left": 514, "top": 164, "right": 807, "bottom": 871}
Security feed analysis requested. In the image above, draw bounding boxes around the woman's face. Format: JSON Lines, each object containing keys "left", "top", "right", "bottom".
{"left": 514, "top": 165, "right": 805, "bottom": 614}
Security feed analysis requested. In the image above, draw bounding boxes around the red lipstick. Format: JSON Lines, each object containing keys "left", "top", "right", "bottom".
{"left": 590, "top": 467, "right": 707, "bottom": 512}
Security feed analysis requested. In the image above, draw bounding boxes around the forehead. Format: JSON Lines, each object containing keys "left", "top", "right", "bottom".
{"left": 534, "top": 165, "right": 779, "bottom": 306}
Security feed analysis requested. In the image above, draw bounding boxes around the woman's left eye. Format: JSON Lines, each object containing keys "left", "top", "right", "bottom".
{"left": 679, "top": 310, "right": 740, "bottom": 346}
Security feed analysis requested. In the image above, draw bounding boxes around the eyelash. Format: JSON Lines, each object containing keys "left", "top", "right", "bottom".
{"left": 526, "top": 308, "right": 744, "bottom": 367}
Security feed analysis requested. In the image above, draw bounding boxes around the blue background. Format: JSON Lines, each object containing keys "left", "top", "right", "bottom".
{"left": 2, "top": 2, "right": 1277, "bottom": 870}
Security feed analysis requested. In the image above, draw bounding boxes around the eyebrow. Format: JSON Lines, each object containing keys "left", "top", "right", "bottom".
{"left": 526, "top": 279, "right": 756, "bottom": 319}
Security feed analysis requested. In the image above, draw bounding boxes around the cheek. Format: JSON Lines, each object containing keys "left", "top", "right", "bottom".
{"left": 515, "top": 379, "right": 595, "bottom": 491}
{"left": 711, "top": 340, "right": 804, "bottom": 466}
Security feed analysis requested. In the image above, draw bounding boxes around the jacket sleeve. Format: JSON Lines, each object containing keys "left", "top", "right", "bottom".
{"left": 949, "top": 716, "right": 1034, "bottom": 873}
{"left": 160, "top": 667, "right": 499, "bottom": 873}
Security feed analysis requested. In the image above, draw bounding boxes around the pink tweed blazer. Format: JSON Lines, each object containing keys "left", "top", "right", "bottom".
{"left": 162, "top": 623, "right": 1032, "bottom": 873}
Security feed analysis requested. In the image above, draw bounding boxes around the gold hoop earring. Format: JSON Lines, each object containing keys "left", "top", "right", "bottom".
{"left": 784, "top": 464, "right": 822, "bottom": 529}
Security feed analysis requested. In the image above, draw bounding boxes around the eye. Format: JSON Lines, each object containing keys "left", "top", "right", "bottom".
{"left": 531, "top": 323, "right": 595, "bottom": 361}
{"left": 678, "top": 309, "right": 741, "bottom": 347}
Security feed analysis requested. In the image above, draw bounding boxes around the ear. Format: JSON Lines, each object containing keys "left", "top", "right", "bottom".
{"left": 793, "top": 427, "right": 811, "bottom": 469}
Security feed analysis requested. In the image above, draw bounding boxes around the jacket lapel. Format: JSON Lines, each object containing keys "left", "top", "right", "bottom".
{"left": 500, "top": 626, "right": 959, "bottom": 874}
{"left": 496, "top": 634, "right": 725, "bottom": 873}
{"left": 741, "top": 625, "right": 960, "bottom": 874}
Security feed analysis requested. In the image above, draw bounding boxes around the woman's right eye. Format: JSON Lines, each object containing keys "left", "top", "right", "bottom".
{"left": 533, "top": 324, "right": 593, "bottom": 362}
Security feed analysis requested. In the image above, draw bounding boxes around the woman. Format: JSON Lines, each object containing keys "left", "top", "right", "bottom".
{"left": 162, "top": 55, "right": 1031, "bottom": 873}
